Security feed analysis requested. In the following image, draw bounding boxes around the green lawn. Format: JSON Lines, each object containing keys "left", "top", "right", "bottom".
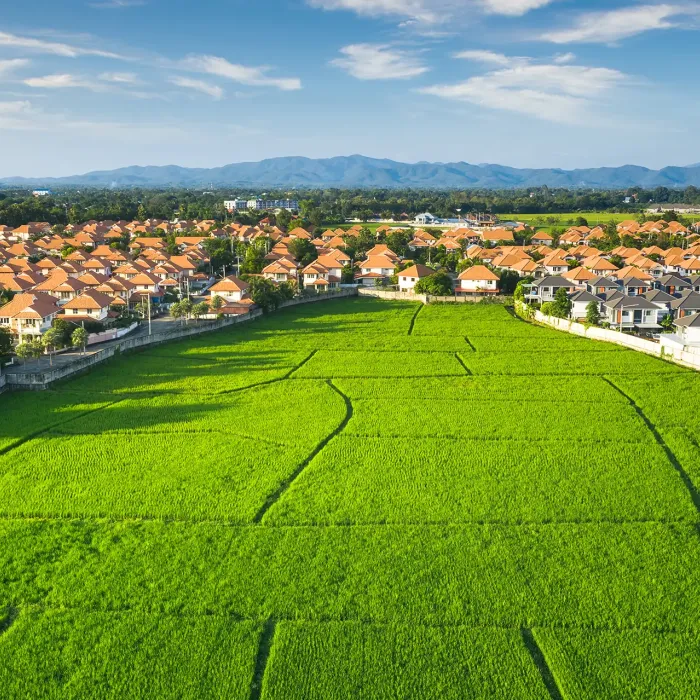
{"left": 0, "top": 297, "right": 698, "bottom": 698}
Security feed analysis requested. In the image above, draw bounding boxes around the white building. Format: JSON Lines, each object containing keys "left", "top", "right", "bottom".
{"left": 224, "top": 200, "right": 249, "bottom": 212}
{"left": 457, "top": 265, "right": 500, "bottom": 295}
{"left": 32, "top": 189, "right": 51, "bottom": 197}
{"left": 397, "top": 264, "right": 434, "bottom": 292}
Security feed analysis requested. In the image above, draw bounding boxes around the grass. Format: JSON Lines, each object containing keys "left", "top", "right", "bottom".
{"left": 0, "top": 297, "right": 698, "bottom": 697}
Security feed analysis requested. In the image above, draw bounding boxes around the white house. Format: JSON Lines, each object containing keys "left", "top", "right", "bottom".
{"left": 209, "top": 275, "right": 250, "bottom": 302}
{"left": 397, "top": 264, "right": 434, "bottom": 292}
{"left": 355, "top": 255, "right": 397, "bottom": 286}
{"left": 456, "top": 265, "right": 500, "bottom": 294}
{"left": 0, "top": 292, "right": 61, "bottom": 340}
{"left": 673, "top": 313, "right": 700, "bottom": 345}
{"left": 61, "top": 290, "right": 114, "bottom": 323}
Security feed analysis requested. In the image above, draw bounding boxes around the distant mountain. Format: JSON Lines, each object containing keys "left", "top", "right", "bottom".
{"left": 3, "top": 155, "right": 700, "bottom": 189}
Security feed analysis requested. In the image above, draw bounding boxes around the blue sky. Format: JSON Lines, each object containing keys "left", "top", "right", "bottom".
{"left": 1, "top": 0, "right": 699, "bottom": 177}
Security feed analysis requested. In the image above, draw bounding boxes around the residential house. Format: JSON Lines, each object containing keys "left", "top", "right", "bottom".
{"left": 570, "top": 290, "right": 602, "bottom": 320}
{"left": 208, "top": 275, "right": 250, "bottom": 303}
{"left": 398, "top": 264, "right": 434, "bottom": 292}
{"left": 526, "top": 276, "right": 574, "bottom": 303}
{"left": 456, "top": 265, "right": 500, "bottom": 295}
{"left": 355, "top": 256, "right": 397, "bottom": 286}
{"left": 602, "top": 295, "right": 661, "bottom": 330}
{"left": 0, "top": 292, "right": 61, "bottom": 340}
{"left": 61, "top": 290, "right": 115, "bottom": 323}
{"left": 671, "top": 291, "right": 700, "bottom": 319}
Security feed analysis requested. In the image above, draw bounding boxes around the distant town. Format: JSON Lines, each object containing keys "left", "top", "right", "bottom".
{"left": 2, "top": 199, "right": 700, "bottom": 363}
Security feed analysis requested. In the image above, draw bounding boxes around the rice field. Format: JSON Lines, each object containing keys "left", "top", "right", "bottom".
{"left": 0, "top": 296, "right": 698, "bottom": 698}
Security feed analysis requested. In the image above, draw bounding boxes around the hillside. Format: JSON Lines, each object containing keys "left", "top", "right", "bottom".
{"left": 4, "top": 155, "right": 700, "bottom": 189}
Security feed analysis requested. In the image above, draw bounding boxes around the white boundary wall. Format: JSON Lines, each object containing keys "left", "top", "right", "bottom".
{"left": 521, "top": 304, "right": 700, "bottom": 371}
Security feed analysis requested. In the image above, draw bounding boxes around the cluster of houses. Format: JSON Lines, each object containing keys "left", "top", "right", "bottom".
{"left": 3, "top": 213, "right": 700, "bottom": 347}
{"left": 0, "top": 218, "right": 248, "bottom": 342}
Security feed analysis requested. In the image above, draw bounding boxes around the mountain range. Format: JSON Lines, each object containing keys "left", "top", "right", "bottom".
{"left": 3, "top": 155, "right": 700, "bottom": 190}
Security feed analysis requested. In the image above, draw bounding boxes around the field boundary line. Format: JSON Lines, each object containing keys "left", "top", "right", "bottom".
{"left": 0, "top": 398, "right": 126, "bottom": 458}
{"left": 47, "top": 428, "right": 290, "bottom": 448}
{"left": 454, "top": 353, "right": 473, "bottom": 375}
{"left": 284, "top": 350, "right": 318, "bottom": 379}
{"left": 522, "top": 629, "right": 565, "bottom": 700}
{"left": 248, "top": 618, "right": 277, "bottom": 700}
{"left": 602, "top": 377, "right": 700, "bottom": 515}
{"left": 253, "top": 380, "right": 353, "bottom": 523}
{"left": 6, "top": 603, "right": 700, "bottom": 635}
{"left": 407, "top": 304, "right": 423, "bottom": 336}
{"left": 0, "top": 605, "right": 19, "bottom": 638}
{"left": 0, "top": 514, "right": 690, "bottom": 527}
{"left": 463, "top": 336, "right": 477, "bottom": 352}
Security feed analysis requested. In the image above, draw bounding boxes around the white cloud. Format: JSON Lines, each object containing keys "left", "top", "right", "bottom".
{"left": 89, "top": 0, "right": 145, "bottom": 7}
{"left": 0, "top": 100, "right": 32, "bottom": 115}
{"left": 169, "top": 76, "right": 223, "bottom": 100}
{"left": 419, "top": 62, "right": 627, "bottom": 124}
{"left": 541, "top": 4, "right": 689, "bottom": 44}
{"left": 331, "top": 44, "right": 429, "bottom": 80}
{"left": 181, "top": 55, "right": 301, "bottom": 91}
{"left": 480, "top": 0, "right": 555, "bottom": 15}
{"left": 0, "top": 31, "right": 124, "bottom": 59}
{"left": 24, "top": 74, "right": 103, "bottom": 91}
{"left": 0, "top": 58, "right": 30, "bottom": 77}
{"left": 553, "top": 52, "right": 576, "bottom": 64}
{"left": 454, "top": 50, "right": 525, "bottom": 66}
{"left": 99, "top": 72, "right": 139, "bottom": 84}
{"left": 307, "top": 0, "right": 556, "bottom": 23}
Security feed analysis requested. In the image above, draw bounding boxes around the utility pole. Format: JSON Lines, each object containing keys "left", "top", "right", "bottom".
{"left": 148, "top": 293, "right": 152, "bottom": 336}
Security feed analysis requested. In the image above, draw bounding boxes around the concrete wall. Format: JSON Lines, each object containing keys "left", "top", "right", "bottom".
{"left": 522, "top": 304, "right": 700, "bottom": 371}
{"left": 358, "top": 288, "right": 508, "bottom": 304}
{"left": 0, "top": 372, "right": 6, "bottom": 394}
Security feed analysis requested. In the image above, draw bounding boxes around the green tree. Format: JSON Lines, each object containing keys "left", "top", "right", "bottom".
{"left": 42, "top": 327, "right": 63, "bottom": 366}
{"left": 180, "top": 299, "right": 193, "bottom": 323}
{"left": 170, "top": 301, "right": 184, "bottom": 326}
{"left": 660, "top": 314, "right": 675, "bottom": 333}
{"left": 0, "top": 327, "right": 12, "bottom": 356}
{"left": 414, "top": 272, "right": 453, "bottom": 296}
{"left": 585, "top": 300, "right": 601, "bottom": 325}
{"left": 288, "top": 238, "right": 318, "bottom": 266}
{"left": 551, "top": 288, "right": 572, "bottom": 318}
{"left": 499, "top": 270, "right": 520, "bottom": 295}
{"left": 192, "top": 302, "right": 209, "bottom": 320}
{"left": 15, "top": 341, "right": 34, "bottom": 364}
{"left": 276, "top": 209, "right": 292, "bottom": 230}
{"left": 71, "top": 327, "right": 88, "bottom": 355}
{"left": 210, "top": 295, "right": 224, "bottom": 314}
{"left": 247, "top": 277, "right": 283, "bottom": 313}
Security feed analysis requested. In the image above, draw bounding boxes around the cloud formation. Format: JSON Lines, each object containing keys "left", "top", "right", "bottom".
{"left": 0, "top": 31, "right": 123, "bottom": 59}
{"left": 0, "top": 58, "right": 30, "bottom": 76}
{"left": 169, "top": 76, "right": 223, "bottom": 100}
{"left": 541, "top": 4, "right": 689, "bottom": 44}
{"left": 181, "top": 55, "right": 301, "bottom": 91}
{"left": 420, "top": 61, "right": 627, "bottom": 124}
{"left": 24, "top": 74, "right": 102, "bottom": 90}
{"left": 99, "top": 72, "right": 139, "bottom": 84}
{"left": 331, "top": 44, "right": 429, "bottom": 79}
{"left": 308, "top": 0, "right": 556, "bottom": 23}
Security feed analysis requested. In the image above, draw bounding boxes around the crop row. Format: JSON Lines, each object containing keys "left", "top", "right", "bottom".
{"left": 333, "top": 375, "right": 631, "bottom": 402}
{"left": 0, "top": 608, "right": 259, "bottom": 700}
{"left": 0, "top": 432, "right": 313, "bottom": 522}
{"left": 2, "top": 520, "right": 699, "bottom": 630}
{"left": 345, "top": 399, "right": 654, "bottom": 442}
{"left": 266, "top": 436, "right": 695, "bottom": 525}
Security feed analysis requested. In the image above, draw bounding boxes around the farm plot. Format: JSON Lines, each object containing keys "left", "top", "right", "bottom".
{"left": 266, "top": 437, "right": 695, "bottom": 524}
{"left": 0, "top": 608, "right": 260, "bottom": 700}
{"left": 294, "top": 350, "right": 468, "bottom": 378}
{"left": 263, "top": 622, "right": 550, "bottom": 700}
{"left": 345, "top": 399, "right": 654, "bottom": 442}
{"left": 0, "top": 296, "right": 697, "bottom": 697}
{"left": 463, "top": 349, "right": 683, "bottom": 375}
{"left": 1, "top": 520, "right": 700, "bottom": 631}
{"left": 536, "top": 628, "right": 700, "bottom": 699}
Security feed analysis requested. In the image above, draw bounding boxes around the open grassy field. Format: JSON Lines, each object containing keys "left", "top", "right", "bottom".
{"left": 502, "top": 211, "right": 700, "bottom": 232}
{"left": 1, "top": 297, "right": 699, "bottom": 698}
